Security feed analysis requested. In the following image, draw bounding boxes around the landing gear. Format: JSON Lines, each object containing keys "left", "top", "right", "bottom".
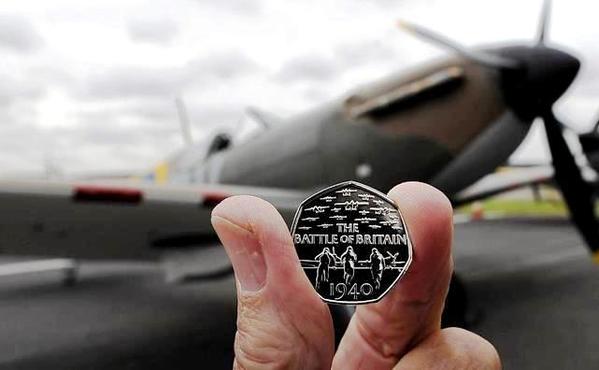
{"left": 442, "top": 273, "right": 469, "bottom": 328}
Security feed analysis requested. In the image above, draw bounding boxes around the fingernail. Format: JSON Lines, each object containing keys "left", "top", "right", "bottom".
{"left": 211, "top": 215, "right": 267, "bottom": 292}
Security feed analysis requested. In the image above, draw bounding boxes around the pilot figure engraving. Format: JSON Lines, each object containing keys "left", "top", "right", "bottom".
{"left": 340, "top": 246, "right": 357, "bottom": 284}
{"left": 314, "top": 247, "right": 333, "bottom": 289}
{"left": 369, "top": 248, "right": 385, "bottom": 289}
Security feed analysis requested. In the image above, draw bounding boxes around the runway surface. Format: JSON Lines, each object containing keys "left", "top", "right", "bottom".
{"left": 0, "top": 218, "right": 598, "bottom": 369}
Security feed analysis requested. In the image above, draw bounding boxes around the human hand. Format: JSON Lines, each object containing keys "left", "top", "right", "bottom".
{"left": 211, "top": 182, "right": 500, "bottom": 370}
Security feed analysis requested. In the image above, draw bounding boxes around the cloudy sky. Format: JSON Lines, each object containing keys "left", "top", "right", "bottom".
{"left": 0, "top": 0, "right": 597, "bottom": 177}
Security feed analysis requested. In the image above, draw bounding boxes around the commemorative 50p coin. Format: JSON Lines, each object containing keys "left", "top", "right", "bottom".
{"left": 291, "top": 181, "right": 412, "bottom": 305}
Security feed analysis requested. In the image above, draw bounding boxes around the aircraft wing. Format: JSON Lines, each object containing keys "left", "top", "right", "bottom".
{"left": 452, "top": 166, "right": 554, "bottom": 206}
{"left": 0, "top": 180, "right": 307, "bottom": 279}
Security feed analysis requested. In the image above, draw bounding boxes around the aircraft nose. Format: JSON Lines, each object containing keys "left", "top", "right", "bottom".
{"left": 497, "top": 46, "right": 580, "bottom": 119}
{"left": 526, "top": 47, "right": 580, "bottom": 102}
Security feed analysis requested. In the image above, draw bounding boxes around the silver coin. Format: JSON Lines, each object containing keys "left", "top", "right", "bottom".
{"left": 291, "top": 181, "right": 412, "bottom": 305}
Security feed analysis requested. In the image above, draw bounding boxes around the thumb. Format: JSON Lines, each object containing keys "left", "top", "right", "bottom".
{"left": 212, "top": 195, "right": 335, "bottom": 370}
{"left": 333, "top": 182, "right": 454, "bottom": 369}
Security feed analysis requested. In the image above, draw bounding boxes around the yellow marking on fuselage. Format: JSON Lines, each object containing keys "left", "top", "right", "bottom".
{"left": 154, "top": 161, "right": 169, "bottom": 184}
{"left": 593, "top": 250, "right": 599, "bottom": 265}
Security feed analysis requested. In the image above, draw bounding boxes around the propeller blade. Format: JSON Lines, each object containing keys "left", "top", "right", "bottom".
{"left": 537, "top": 0, "right": 551, "bottom": 44}
{"left": 543, "top": 110, "right": 599, "bottom": 256}
{"left": 397, "top": 20, "right": 521, "bottom": 70}
{"left": 175, "top": 96, "right": 193, "bottom": 147}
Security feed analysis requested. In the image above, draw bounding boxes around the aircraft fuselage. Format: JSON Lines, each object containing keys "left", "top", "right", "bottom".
{"left": 204, "top": 56, "right": 532, "bottom": 196}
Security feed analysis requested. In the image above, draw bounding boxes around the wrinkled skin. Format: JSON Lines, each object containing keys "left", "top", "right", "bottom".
{"left": 211, "top": 182, "right": 501, "bottom": 370}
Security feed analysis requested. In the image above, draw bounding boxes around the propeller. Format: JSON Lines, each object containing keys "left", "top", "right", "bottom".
{"left": 175, "top": 96, "right": 193, "bottom": 147}
{"left": 537, "top": 0, "right": 551, "bottom": 44}
{"left": 396, "top": 20, "right": 521, "bottom": 70}
{"left": 398, "top": 0, "right": 599, "bottom": 257}
{"left": 543, "top": 111, "right": 599, "bottom": 254}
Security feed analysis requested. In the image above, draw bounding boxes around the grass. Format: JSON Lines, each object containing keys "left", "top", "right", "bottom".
{"left": 456, "top": 199, "right": 569, "bottom": 217}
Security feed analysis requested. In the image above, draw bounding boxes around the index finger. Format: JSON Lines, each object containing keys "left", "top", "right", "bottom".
{"left": 332, "top": 182, "right": 454, "bottom": 370}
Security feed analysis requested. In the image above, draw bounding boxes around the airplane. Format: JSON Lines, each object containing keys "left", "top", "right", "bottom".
{"left": 370, "top": 206, "right": 392, "bottom": 215}
{"left": 358, "top": 193, "right": 376, "bottom": 201}
{"left": 330, "top": 215, "right": 347, "bottom": 221}
{"left": 0, "top": 0, "right": 595, "bottom": 328}
{"left": 355, "top": 217, "right": 377, "bottom": 224}
{"left": 305, "top": 205, "right": 330, "bottom": 213}
{"left": 334, "top": 200, "right": 369, "bottom": 211}
{"left": 335, "top": 188, "right": 359, "bottom": 197}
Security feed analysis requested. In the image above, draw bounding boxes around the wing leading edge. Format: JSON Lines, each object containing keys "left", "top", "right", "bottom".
{"left": 0, "top": 180, "right": 306, "bottom": 261}
{"left": 452, "top": 166, "right": 554, "bottom": 206}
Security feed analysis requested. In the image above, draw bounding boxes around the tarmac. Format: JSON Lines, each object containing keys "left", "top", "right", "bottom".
{"left": 0, "top": 218, "right": 597, "bottom": 369}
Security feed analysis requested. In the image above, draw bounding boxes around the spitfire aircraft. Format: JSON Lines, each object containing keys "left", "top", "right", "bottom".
{"left": 0, "top": 1, "right": 596, "bottom": 325}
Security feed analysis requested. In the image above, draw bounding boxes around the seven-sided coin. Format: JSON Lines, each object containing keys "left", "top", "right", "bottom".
{"left": 291, "top": 181, "right": 412, "bottom": 305}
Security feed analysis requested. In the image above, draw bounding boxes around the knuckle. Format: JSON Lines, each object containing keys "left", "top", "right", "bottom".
{"left": 354, "top": 312, "right": 403, "bottom": 361}
{"left": 393, "top": 328, "right": 501, "bottom": 370}
{"left": 441, "top": 328, "right": 502, "bottom": 370}
{"left": 234, "top": 294, "right": 305, "bottom": 370}
{"left": 237, "top": 292, "right": 263, "bottom": 319}
{"left": 234, "top": 329, "right": 299, "bottom": 370}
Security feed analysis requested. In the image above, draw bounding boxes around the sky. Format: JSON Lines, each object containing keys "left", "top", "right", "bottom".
{"left": 0, "top": 0, "right": 597, "bottom": 177}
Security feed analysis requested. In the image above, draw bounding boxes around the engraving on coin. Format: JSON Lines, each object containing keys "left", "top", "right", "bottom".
{"left": 291, "top": 181, "right": 412, "bottom": 305}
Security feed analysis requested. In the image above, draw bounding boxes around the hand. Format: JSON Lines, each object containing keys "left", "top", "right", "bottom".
{"left": 211, "top": 182, "right": 500, "bottom": 370}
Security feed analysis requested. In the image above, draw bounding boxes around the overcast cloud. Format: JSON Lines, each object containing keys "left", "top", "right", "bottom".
{"left": 127, "top": 18, "right": 179, "bottom": 45}
{"left": 0, "top": 0, "right": 597, "bottom": 177}
{"left": 0, "top": 14, "right": 43, "bottom": 53}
